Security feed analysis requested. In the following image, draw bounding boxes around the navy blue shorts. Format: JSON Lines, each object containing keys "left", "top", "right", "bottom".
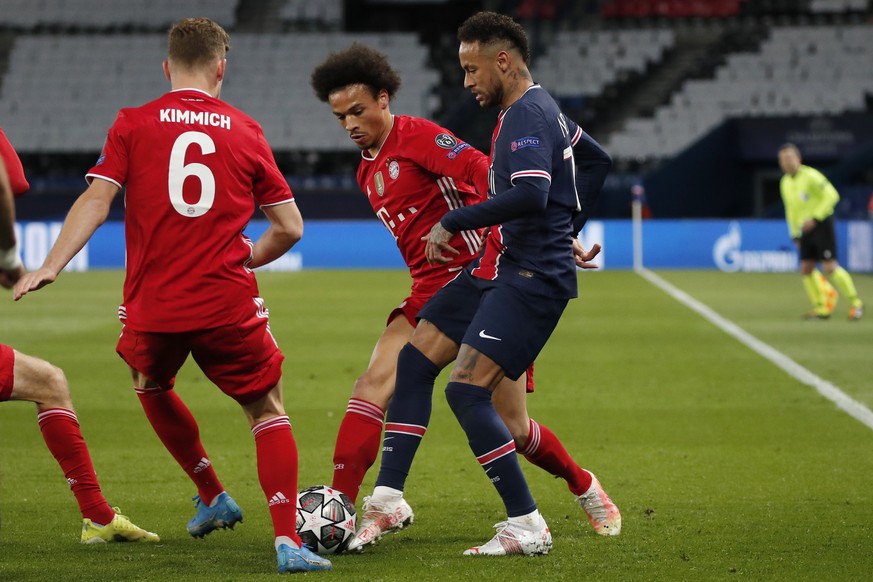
{"left": 417, "top": 271, "right": 568, "bottom": 380}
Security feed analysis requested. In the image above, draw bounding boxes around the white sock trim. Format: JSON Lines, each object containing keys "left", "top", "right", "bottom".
{"left": 372, "top": 485, "right": 403, "bottom": 500}
{"left": 275, "top": 535, "right": 299, "bottom": 551}
{"left": 508, "top": 509, "right": 545, "bottom": 530}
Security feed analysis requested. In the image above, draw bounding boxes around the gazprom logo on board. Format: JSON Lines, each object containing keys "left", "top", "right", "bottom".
{"left": 713, "top": 222, "right": 797, "bottom": 272}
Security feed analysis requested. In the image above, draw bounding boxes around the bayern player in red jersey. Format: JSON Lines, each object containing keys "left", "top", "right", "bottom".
{"left": 13, "top": 19, "right": 330, "bottom": 573}
{"left": 310, "top": 43, "right": 617, "bottom": 543}
{"left": 1, "top": 127, "right": 158, "bottom": 543}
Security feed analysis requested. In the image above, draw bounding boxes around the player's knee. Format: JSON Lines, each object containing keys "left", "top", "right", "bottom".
{"left": 499, "top": 414, "right": 529, "bottom": 448}
{"left": 36, "top": 363, "right": 73, "bottom": 409}
{"left": 351, "top": 372, "right": 392, "bottom": 409}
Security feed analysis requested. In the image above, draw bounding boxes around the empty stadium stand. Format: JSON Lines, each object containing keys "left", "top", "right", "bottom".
{"left": 1, "top": 0, "right": 871, "bottom": 220}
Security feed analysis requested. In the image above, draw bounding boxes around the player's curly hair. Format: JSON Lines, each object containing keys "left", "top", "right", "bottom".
{"left": 310, "top": 43, "right": 402, "bottom": 103}
{"left": 457, "top": 11, "right": 530, "bottom": 65}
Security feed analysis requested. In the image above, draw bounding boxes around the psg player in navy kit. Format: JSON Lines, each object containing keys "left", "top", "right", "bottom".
{"left": 349, "top": 11, "right": 618, "bottom": 556}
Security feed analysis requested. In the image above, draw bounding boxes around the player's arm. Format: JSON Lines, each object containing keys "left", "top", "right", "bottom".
{"left": 569, "top": 125, "right": 611, "bottom": 236}
{"left": 0, "top": 128, "right": 29, "bottom": 196}
{"left": 425, "top": 176, "right": 548, "bottom": 264}
{"left": 248, "top": 201, "right": 303, "bottom": 269}
{"left": 0, "top": 155, "right": 23, "bottom": 288}
{"left": 809, "top": 170, "right": 840, "bottom": 222}
{"left": 779, "top": 180, "right": 801, "bottom": 241}
{"left": 13, "top": 178, "right": 118, "bottom": 300}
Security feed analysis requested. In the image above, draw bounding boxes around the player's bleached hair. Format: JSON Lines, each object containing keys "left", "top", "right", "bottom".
{"left": 167, "top": 17, "right": 230, "bottom": 69}
{"left": 310, "top": 43, "right": 402, "bottom": 103}
{"left": 457, "top": 11, "right": 530, "bottom": 65}
{"left": 778, "top": 142, "right": 801, "bottom": 156}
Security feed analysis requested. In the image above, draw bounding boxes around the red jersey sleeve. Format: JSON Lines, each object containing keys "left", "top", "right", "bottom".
{"left": 402, "top": 119, "right": 489, "bottom": 203}
{"left": 85, "top": 110, "right": 130, "bottom": 188}
{"left": 252, "top": 126, "right": 293, "bottom": 207}
{"left": 0, "top": 127, "right": 29, "bottom": 196}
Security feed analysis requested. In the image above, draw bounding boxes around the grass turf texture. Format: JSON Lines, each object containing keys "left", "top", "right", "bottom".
{"left": 1, "top": 270, "right": 871, "bottom": 580}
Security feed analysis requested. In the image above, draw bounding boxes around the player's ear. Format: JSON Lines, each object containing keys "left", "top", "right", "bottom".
{"left": 162, "top": 59, "right": 171, "bottom": 82}
{"left": 216, "top": 58, "right": 226, "bottom": 82}
{"left": 497, "top": 50, "right": 510, "bottom": 73}
{"left": 378, "top": 89, "right": 390, "bottom": 110}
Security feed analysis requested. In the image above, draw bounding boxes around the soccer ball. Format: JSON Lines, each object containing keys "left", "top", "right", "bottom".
{"left": 295, "top": 485, "right": 357, "bottom": 554}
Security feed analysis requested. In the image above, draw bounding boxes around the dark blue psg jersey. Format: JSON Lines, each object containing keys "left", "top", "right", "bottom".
{"left": 457, "top": 86, "right": 585, "bottom": 299}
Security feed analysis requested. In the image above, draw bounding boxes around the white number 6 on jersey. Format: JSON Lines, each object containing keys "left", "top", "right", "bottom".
{"left": 168, "top": 131, "right": 216, "bottom": 217}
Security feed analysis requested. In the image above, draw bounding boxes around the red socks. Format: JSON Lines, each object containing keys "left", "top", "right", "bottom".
{"left": 38, "top": 408, "right": 115, "bottom": 525}
{"left": 331, "top": 398, "right": 385, "bottom": 504}
{"left": 252, "top": 416, "right": 300, "bottom": 544}
{"left": 519, "top": 419, "right": 592, "bottom": 496}
{"left": 135, "top": 388, "right": 224, "bottom": 505}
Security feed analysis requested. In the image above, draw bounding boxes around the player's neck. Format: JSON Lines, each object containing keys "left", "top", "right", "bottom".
{"left": 367, "top": 115, "right": 395, "bottom": 158}
{"left": 170, "top": 73, "right": 220, "bottom": 98}
{"left": 501, "top": 68, "right": 534, "bottom": 110}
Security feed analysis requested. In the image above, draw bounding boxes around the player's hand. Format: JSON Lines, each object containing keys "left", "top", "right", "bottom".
{"left": 12, "top": 267, "right": 57, "bottom": 301}
{"left": 0, "top": 265, "right": 25, "bottom": 290}
{"left": 572, "top": 239, "right": 601, "bottom": 269}
{"left": 423, "top": 222, "right": 460, "bottom": 266}
{"left": 801, "top": 218, "right": 817, "bottom": 234}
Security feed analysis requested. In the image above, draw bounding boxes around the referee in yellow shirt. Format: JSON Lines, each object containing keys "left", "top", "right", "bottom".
{"left": 778, "top": 143, "right": 863, "bottom": 320}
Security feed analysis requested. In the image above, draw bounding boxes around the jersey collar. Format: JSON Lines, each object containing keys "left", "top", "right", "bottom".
{"left": 501, "top": 84, "right": 540, "bottom": 116}
{"left": 170, "top": 88, "right": 213, "bottom": 98}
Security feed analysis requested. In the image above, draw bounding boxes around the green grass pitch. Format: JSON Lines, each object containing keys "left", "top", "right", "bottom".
{"left": 1, "top": 270, "right": 872, "bottom": 580}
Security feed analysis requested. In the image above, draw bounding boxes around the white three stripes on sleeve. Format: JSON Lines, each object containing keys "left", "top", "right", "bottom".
{"left": 437, "top": 177, "right": 480, "bottom": 255}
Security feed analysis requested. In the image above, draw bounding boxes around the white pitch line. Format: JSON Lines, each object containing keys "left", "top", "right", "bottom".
{"left": 638, "top": 268, "right": 873, "bottom": 431}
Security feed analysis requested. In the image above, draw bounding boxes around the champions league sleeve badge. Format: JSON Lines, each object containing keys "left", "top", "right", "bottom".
{"left": 435, "top": 133, "right": 458, "bottom": 149}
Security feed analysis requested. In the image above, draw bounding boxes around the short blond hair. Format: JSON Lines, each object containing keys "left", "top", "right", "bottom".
{"left": 167, "top": 17, "right": 230, "bottom": 69}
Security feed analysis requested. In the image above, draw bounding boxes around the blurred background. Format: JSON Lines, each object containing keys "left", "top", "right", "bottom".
{"left": 2, "top": 0, "right": 872, "bottom": 242}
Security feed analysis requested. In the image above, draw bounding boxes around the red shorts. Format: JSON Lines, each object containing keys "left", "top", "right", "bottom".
{"left": 387, "top": 294, "right": 536, "bottom": 393}
{"left": 116, "top": 301, "right": 284, "bottom": 405}
{"left": 0, "top": 344, "right": 14, "bottom": 401}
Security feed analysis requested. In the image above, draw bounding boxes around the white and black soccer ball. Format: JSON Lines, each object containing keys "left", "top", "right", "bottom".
{"left": 295, "top": 485, "right": 357, "bottom": 554}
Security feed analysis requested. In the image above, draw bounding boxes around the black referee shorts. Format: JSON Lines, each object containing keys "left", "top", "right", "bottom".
{"left": 799, "top": 216, "right": 837, "bottom": 262}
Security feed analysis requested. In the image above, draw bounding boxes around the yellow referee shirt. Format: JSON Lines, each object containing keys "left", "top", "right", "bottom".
{"left": 779, "top": 164, "right": 840, "bottom": 239}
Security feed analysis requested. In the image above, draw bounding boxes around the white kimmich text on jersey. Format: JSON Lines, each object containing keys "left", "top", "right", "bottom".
{"left": 160, "top": 109, "right": 231, "bottom": 130}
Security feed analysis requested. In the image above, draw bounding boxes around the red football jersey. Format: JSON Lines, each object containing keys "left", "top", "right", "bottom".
{"left": 87, "top": 88, "right": 293, "bottom": 332}
{"left": 356, "top": 115, "right": 489, "bottom": 293}
{"left": 0, "top": 127, "right": 29, "bottom": 196}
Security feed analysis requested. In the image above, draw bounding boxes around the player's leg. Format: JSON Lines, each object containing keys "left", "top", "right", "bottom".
{"left": 117, "top": 329, "right": 229, "bottom": 535}
{"left": 241, "top": 382, "right": 331, "bottom": 572}
{"left": 348, "top": 320, "right": 458, "bottom": 551}
{"left": 823, "top": 259, "right": 863, "bottom": 320}
{"left": 3, "top": 345, "right": 158, "bottom": 542}
{"left": 444, "top": 346, "right": 550, "bottom": 556}
{"left": 494, "top": 371, "right": 593, "bottom": 493}
{"left": 800, "top": 259, "right": 829, "bottom": 319}
{"left": 492, "top": 376, "right": 594, "bottom": 493}
{"left": 492, "top": 373, "right": 621, "bottom": 536}
{"left": 332, "top": 313, "right": 415, "bottom": 503}
{"left": 129, "top": 366, "right": 234, "bottom": 536}
{"left": 446, "top": 284, "right": 570, "bottom": 555}
{"left": 813, "top": 269, "right": 838, "bottom": 314}
{"left": 192, "top": 305, "right": 329, "bottom": 571}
